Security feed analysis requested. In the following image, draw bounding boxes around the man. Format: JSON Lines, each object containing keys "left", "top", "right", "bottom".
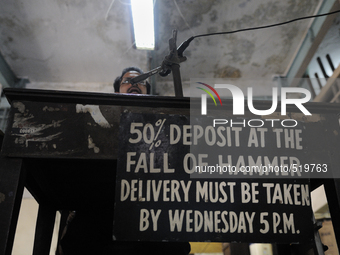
{"left": 59, "top": 67, "right": 190, "bottom": 255}
{"left": 113, "top": 66, "right": 151, "bottom": 94}
{"left": 112, "top": 68, "right": 191, "bottom": 255}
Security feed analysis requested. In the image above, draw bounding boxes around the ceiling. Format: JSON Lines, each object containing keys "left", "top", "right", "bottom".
{"left": 0, "top": 0, "right": 339, "bottom": 96}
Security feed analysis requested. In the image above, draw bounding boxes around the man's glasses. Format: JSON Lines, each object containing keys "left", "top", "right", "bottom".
{"left": 120, "top": 78, "right": 147, "bottom": 86}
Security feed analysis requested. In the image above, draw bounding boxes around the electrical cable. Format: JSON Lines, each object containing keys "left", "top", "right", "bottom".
{"left": 177, "top": 9, "right": 340, "bottom": 56}
{"left": 132, "top": 9, "right": 340, "bottom": 82}
{"left": 194, "top": 9, "right": 340, "bottom": 38}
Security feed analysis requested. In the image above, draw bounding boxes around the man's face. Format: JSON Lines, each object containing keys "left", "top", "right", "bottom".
{"left": 119, "top": 71, "right": 147, "bottom": 94}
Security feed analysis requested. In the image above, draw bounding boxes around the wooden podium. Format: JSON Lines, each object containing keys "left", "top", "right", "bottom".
{"left": 1, "top": 88, "right": 340, "bottom": 255}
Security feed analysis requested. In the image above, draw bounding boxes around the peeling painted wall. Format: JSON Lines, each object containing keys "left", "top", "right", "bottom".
{"left": 0, "top": 0, "right": 322, "bottom": 96}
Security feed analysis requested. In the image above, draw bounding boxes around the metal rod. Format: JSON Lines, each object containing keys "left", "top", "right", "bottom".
{"left": 171, "top": 64, "right": 183, "bottom": 97}
{"left": 326, "top": 54, "right": 335, "bottom": 71}
{"left": 317, "top": 57, "right": 329, "bottom": 79}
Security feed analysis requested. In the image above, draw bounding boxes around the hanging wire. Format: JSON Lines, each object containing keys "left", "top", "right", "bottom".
{"left": 105, "top": 0, "right": 115, "bottom": 20}
{"left": 105, "top": 0, "right": 132, "bottom": 21}
{"left": 193, "top": 9, "right": 340, "bottom": 39}
{"left": 177, "top": 9, "right": 340, "bottom": 55}
{"left": 173, "top": 0, "right": 195, "bottom": 36}
{"left": 119, "top": 0, "right": 132, "bottom": 5}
